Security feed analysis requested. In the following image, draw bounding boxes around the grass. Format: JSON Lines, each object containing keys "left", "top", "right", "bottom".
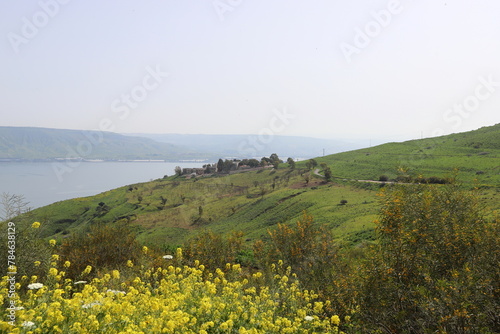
{"left": 309, "top": 123, "right": 500, "bottom": 186}
{"left": 25, "top": 123, "right": 500, "bottom": 248}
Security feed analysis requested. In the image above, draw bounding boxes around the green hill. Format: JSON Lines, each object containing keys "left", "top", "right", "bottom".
{"left": 0, "top": 126, "right": 210, "bottom": 161}
{"left": 27, "top": 124, "right": 500, "bottom": 247}
{"left": 314, "top": 123, "right": 500, "bottom": 186}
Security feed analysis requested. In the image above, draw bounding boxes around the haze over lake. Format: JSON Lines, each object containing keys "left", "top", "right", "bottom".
{"left": 0, "top": 161, "right": 206, "bottom": 209}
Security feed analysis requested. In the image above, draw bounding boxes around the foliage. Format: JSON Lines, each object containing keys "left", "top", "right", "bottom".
{"left": 305, "top": 159, "right": 318, "bottom": 170}
{"left": 319, "top": 163, "right": 333, "bottom": 182}
{"left": 2, "top": 182, "right": 499, "bottom": 333}
{"left": 183, "top": 231, "right": 244, "bottom": 270}
{"left": 254, "top": 212, "right": 356, "bottom": 318}
{"left": 0, "top": 251, "right": 343, "bottom": 333}
{"left": 0, "top": 221, "right": 52, "bottom": 281}
{"left": 358, "top": 184, "right": 500, "bottom": 333}
{"left": 57, "top": 223, "right": 143, "bottom": 280}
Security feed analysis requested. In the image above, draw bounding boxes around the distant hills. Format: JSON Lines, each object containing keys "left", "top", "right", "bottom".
{"left": 124, "top": 133, "right": 358, "bottom": 159}
{"left": 0, "top": 127, "right": 210, "bottom": 161}
{"left": 0, "top": 126, "right": 355, "bottom": 161}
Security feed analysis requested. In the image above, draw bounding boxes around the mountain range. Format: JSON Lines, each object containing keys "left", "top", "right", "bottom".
{"left": 0, "top": 126, "right": 357, "bottom": 161}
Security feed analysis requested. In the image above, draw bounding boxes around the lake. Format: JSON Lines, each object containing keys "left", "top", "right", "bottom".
{"left": 0, "top": 161, "right": 207, "bottom": 209}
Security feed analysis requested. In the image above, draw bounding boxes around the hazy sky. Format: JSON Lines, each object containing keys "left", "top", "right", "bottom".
{"left": 1, "top": 0, "right": 499, "bottom": 143}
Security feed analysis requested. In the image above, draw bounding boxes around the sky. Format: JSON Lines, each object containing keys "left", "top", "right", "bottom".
{"left": 1, "top": 0, "right": 500, "bottom": 144}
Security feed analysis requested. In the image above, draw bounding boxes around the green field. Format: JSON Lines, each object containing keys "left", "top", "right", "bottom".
{"left": 28, "top": 124, "right": 499, "bottom": 247}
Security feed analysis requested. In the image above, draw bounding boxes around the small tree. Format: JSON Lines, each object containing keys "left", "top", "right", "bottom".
{"left": 217, "top": 159, "right": 224, "bottom": 173}
{"left": 320, "top": 162, "right": 332, "bottom": 182}
{"left": 286, "top": 157, "right": 296, "bottom": 170}
{"left": 174, "top": 166, "right": 182, "bottom": 176}
{"left": 305, "top": 159, "right": 318, "bottom": 171}
{"left": 1, "top": 192, "right": 30, "bottom": 221}
{"left": 269, "top": 153, "right": 281, "bottom": 165}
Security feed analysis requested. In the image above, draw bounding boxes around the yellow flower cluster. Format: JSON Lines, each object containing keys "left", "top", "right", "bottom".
{"left": 0, "top": 258, "right": 341, "bottom": 333}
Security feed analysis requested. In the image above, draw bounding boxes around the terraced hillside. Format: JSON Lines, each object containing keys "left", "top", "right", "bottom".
{"left": 26, "top": 124, "right": 499, "bottom": 247}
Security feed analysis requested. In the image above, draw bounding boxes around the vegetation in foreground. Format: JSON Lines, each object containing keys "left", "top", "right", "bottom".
{"left": 1, "top": 183, "right": 498, "bottom": 333}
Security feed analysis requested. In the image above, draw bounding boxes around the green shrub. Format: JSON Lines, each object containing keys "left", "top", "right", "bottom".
{"left": 358, "top": 184, "right": 500, "bottom": 333}
{"left": 183, "top": 230, "right": 244, "bottom": 270}
{"left": 254, "top": 212, "right": 355, "bottom": 317}
{"left": 0, "top": 220, "right": 51, "bottom": 281}
{"left": 57, "top": 223, "right": 142, "bottom": 280}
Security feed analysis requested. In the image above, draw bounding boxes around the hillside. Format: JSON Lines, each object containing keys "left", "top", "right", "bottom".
{"left": 0, "top": 126, "right": 211, "bottom": 161}
{"left": 314, "top": 123, "right": 500, "bottom": 186}
{"left": 26, "top": 124, "right": 500, "bottom": 247}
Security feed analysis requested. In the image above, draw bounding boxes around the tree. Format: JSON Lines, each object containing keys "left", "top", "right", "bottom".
{"left": 320, "top": 162, "right": 332, "bottom": 182}
{"left": 306, "top": 159, "right": 318, "bottom": 170}
{"left": 1, "top": 192, "right": 30, "bottom": 221}
{"left": 217, "top": 158, "right": 224, "bottom": 173}
{"left": 159, "top": 196, "right": 168, "bottom": 209}
{"left": 259, "top": 186, "right": 267, "bottom": 199}
{"left": 174, "top": 166, "right": 182, "bottom": 176}
{"left": 269, "top": 153, "right": 281, "bottom": 163}
{"left": 286, "top": 157, "right": 296, "bottom": 170}
{"left": 223, "top": 159, "right": 234, "bottom": 173}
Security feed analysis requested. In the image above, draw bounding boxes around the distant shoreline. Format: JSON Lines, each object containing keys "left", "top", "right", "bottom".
{"left": 0, "top": 158, "right": 211, "bottom": 163}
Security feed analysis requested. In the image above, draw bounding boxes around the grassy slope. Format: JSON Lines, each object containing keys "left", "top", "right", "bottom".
{"left": 31, "top": 124, "right": 499, "bottom": 247}
{"left": 313, "top": 123, "right": 500, "bottom": 186}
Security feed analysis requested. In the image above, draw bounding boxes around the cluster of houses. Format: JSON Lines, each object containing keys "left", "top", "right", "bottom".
{"left": 181, "top": 164, "right": 217, "bottom": 176}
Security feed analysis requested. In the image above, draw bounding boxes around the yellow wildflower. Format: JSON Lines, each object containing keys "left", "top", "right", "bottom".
{"left": 31, "top": 221, "right": 40, "bottom": 228}
{"left": 176, "top": 247, "right": 183, "bottom": 259}
{"left": 112, "top": 270, "right": 120, "bottom": 279}
{"left": 331, "top": 315, "right": 340, "bottom": 326}
{"left": 49, "top": 239, "right": 56, "bottom": 246}
{"left": 82, "top": 265, "right": 92, "bottom": 275}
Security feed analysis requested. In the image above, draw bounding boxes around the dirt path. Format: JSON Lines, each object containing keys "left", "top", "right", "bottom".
{"left": 313, "top": 169, "right": 394, "bottom": 184}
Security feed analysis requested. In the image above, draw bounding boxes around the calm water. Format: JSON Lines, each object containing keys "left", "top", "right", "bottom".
{"left": 0, "top": 161, "right": 206, "bottom": 209}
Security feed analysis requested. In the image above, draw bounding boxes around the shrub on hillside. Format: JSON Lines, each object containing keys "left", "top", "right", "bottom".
{"left": 254, "top": 212, "right": 356, "bottom": 317}
{"left": 57, "top": 223, "right": 143, "bottom": 280}
{"left": 0, "top": 220, "right": 51, "bottom": 280}
{"left": 183, "top": 230, "right": 244, "bottom": 270}
{"left": 358, "top": 183, "right": 500, "bottom": 333}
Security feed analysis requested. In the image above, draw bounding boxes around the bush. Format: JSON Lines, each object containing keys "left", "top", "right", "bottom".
{"left": 254, "top": 212, "right": 355, "bottom": 318}
{"left": 183, "top": 230, "right": 244, "bottom": 270}
{"left": 358, "top": 184, "right": 500, "bottom": 333}
{"left": 0, "top": 220, "right": 51, "bottom": 281}
{"left": 57, "top": 223, "right": 142, "bottom": 280}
